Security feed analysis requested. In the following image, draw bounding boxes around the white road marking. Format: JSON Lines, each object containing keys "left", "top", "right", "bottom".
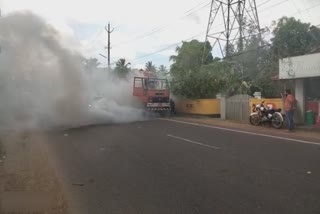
{"left": 161, "top": 118, "right": 320, "bottom": 147}
{"left": 167, "top": 134, "right": 220, "bottom": 150}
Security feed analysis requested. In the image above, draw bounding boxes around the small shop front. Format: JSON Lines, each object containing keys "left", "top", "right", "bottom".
{"left": 279, "top": 53, "right": 320, "bottom": 125}
{"left": 305, "top": 77, "right": 320, "bottom": 124}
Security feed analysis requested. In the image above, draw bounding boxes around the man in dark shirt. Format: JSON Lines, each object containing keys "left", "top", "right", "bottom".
{"left": 170, "top": 99, "right": 176, "bottom": 115}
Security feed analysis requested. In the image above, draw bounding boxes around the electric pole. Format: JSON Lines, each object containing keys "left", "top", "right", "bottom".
{"left": 105, "top": 22, "right": 114, "bottom": 71}
{"left": 203, "top": 0, "right": 261, "bottom": 59}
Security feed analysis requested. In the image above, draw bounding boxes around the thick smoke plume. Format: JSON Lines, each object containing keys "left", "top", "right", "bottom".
{"left": 0, "top": 12, "right": 145, "bottom": 131}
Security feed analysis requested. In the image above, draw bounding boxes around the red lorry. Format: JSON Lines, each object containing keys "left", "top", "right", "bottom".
{"left": 133, "top": 71, "right": 170, "bottom": 111}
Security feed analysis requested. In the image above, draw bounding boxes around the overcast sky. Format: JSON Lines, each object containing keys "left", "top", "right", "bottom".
{"left": 1, "top": 0, "right": 320, "bottom": 69}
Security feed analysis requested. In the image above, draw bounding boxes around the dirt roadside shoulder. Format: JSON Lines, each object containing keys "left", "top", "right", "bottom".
{"left": 0, "top": 131, "right": 69, "bottom": 213}
{"left": 169, "top": 117, "right": 320, "bottom": 142}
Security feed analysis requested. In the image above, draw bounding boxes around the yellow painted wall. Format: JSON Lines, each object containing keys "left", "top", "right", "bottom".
{"left": 176, "top": 99, "right": 220, "bottom": 115}
{"left": 176, "top": 98, "right": 283, "bottom": 115}
{"left": 250, "top": 98, "right": 284, "bottom": 113}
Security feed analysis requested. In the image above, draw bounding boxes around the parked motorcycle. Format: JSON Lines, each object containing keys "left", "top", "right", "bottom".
{"left": 249, "top": 101, "right": 284, "bottom": 129}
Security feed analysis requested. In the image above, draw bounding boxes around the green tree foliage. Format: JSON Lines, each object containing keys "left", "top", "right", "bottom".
{"left": 169, "top": 18, "right": 320, "bottom": 99}
{"left": 114, "top": 58, "right": 131, "bottom": 78}
{"left": 84, "top": 58, "right": 101, "bottom": 72}
{"left": 170, "top": 40, "right": 213, "bottom": 70}
{"left": 158, "top": 65, "right": 167, "bottom": 73}
{"left": 228, "top": 17, "right": 320, "bottom": 98}
{"left": 272, "top": 17, "right": 320, "bottom": 59}
{"left": 309, "top": 25, "right": 320, "bottom": 51}
{"left": 170, "top": 40, "right": 221, "bottom": 98}
{"left": 157, "top": 65, "right": 169, "bottom": 77}
{"left": 229, "top": 33, "right": 281, "bottom": 97}
{"left": 145, "top": 61, "right": 157, "bottom": 72}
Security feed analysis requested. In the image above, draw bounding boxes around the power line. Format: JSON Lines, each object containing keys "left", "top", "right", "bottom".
{"left": 184, "top": 0, "right": 212, "bottom": 14}
{"left": 85, "top": 23, "right": 124, "bottom": 50}
{"left": 113, "top": 25, "right": 168, "bottom": 47}
{"left": 258, "top": 0, "right": 289, "bottom": 14}
{"left": 207, "top": 0, "right": 287, "bottom": 36}
{"left": 185, "top": 1, "right": 212, "bottom": 16}
{"left": 289, "top": 0, "right": 301, "bottom": 16}
{"left": 85, "top": 28, "right": 105, "bottom": 50}
{"left": 110, "top": 0, "right": 288, "bottom": 62}
{"left": 289, "top": 1, "right": 320, "bottom": 17}
{"left": 224, "top": 43, "right": 271, "bottom": 60}
{"left": 204, "top": 0, "right": 261, "bottom": 58}
{"left": 259, "top": 1, "right": 320, "bottom": 27}
{"left": 108, "top": 0, "right": 320, "bottom": 65}
{"left": 202, "top": 0, "right": 306, "bottom": 60}
{"left": 131, "top": 43, "right": 179, "bottom": 62}
{"left": 257, "top": 0, "right": 272, "bottom": 7}
{"left": 130, "top": 32, "right": 204, "bottom": 62}
{"left": 209, "top": 0, "right": 320, "bottom": 37}
{"left": 221, "top": 2, "right": 320, "bottom": 59}
{"left": 128, "top": 0, "right": 290, "bottom": 64}
{"left": 112, "top": 1, "right": 211, "bottom": 47}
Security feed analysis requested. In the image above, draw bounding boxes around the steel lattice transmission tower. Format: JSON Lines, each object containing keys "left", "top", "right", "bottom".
{"left": 204, "top": 0, "right": 261, "bottom": 59}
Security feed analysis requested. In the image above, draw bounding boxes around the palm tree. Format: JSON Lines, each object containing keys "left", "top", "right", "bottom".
{"left": 169, "top": 46, "right": 180, "bottom": 62}
{"left": 115, "top": 58, "right": 130, "bottom": 68}
{"left": 84, "top": 58, "right": 101, "bottom": 72}
{"left": 158, "top": 65, "right": 167, "bottom": 72}
{"left": 157, "top": 65, "right": 169, "bottom": 76}
{"left": 145, "top": 61, "right": 156, "bottom": 72}
{"left": 114, "top": 58, "right": 131, "bottom": 77}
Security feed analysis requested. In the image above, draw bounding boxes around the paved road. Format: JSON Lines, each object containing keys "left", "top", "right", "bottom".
{"left": 48, "top": 119, "right": 320, "bottom": 214}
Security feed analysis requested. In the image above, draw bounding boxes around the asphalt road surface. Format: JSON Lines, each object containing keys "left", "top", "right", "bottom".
{"left": 48, "top": 119, "right": 320, "bottom": 214}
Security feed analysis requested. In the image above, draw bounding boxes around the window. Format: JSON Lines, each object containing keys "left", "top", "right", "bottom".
{"left": 134, "top": 78, "right": 143, "bottom": 88}
{"left": 147, "top": 79, "right": 168, "bottom": 90}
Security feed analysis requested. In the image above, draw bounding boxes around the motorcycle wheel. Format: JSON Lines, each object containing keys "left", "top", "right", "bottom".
{"left": 249, "top": 113, "right": 260, "bottom": 126}
{"left": 271, "top": 112, "right": 284, "bottom": 129}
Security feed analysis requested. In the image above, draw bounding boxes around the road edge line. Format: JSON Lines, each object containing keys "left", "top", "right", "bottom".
{"left": 160, "top": 118, "right": 320, "bottom": 147}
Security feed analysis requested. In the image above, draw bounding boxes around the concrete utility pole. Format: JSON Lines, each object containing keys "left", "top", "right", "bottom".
{"left": 105, "top": 22, "right": 114, "bottom": 71}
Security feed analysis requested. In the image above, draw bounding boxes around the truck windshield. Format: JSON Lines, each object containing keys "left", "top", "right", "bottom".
{"left": 147, "top": 79, "right": 168, "bottom": 90}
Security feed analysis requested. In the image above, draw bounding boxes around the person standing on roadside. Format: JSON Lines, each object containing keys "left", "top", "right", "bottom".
{"left": 170, "top": 98, "right": 176, "bottom": 115}
{"left": 285, "top": 89, "right": 296, "bottom": 132}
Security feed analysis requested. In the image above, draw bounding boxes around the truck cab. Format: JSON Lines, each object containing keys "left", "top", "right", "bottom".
{"left": 133, "top": 77, "right": 170, "bottom": 111}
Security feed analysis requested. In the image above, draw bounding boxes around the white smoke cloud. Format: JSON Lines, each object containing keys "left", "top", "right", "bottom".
{"left": 0, "top": 11, "right": 145, "bottom": 131}
{"left": 84, "top": 69, "right": 145, "bottom": 124}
